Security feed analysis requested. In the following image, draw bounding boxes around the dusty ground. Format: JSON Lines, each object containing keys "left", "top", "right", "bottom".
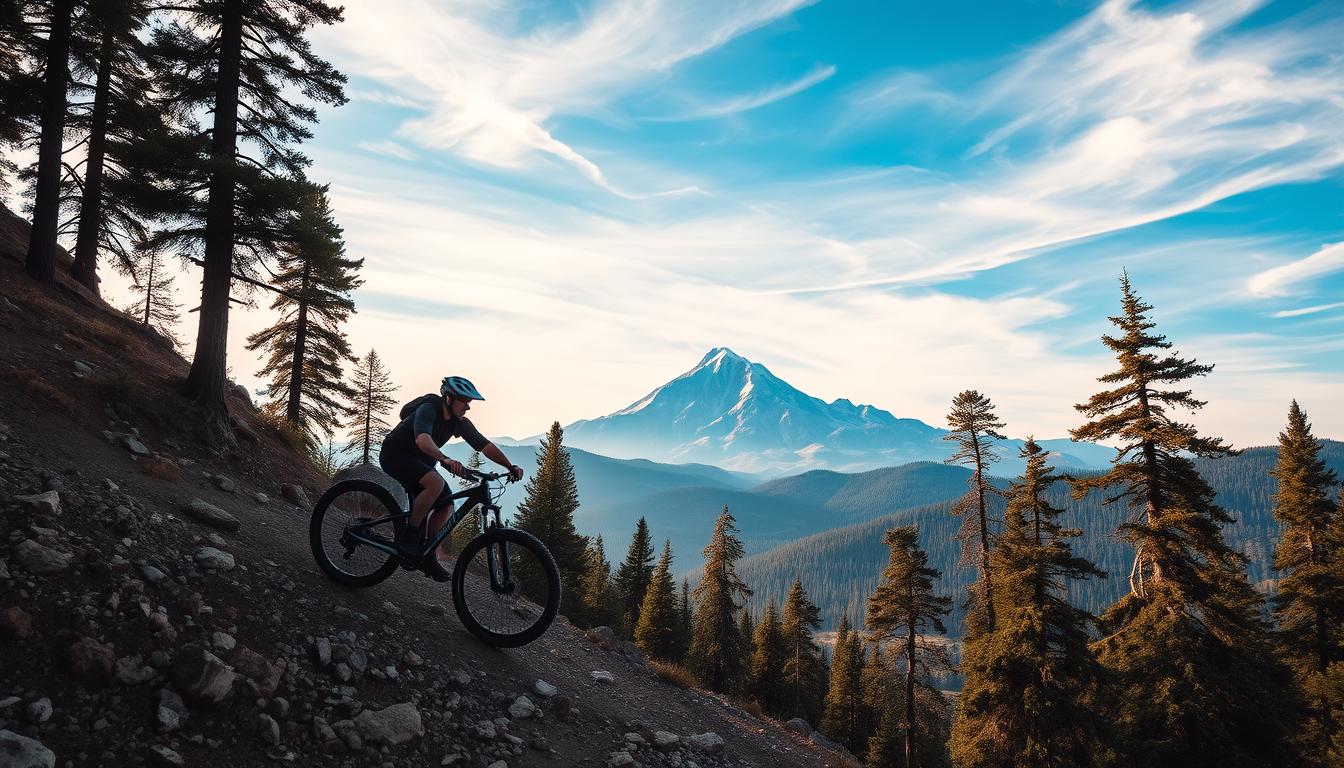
{"left": 0, "top": 218, "right": 849, "bottom": 767}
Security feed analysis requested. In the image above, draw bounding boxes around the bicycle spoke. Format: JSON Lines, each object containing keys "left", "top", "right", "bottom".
{"left": 319, "top": 489, "right": 396, "bottom": 579}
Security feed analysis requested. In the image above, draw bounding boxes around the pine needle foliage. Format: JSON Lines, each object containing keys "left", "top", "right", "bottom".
{"left": 950, "top": 438, "right": 1108, "bottom": 768}
{"left": 1270, "top": 401, "right": 1344, "bottom": 764}
{"left": 0, "top": 2, "right": 39, "bottom": 192}
{"left": 866, "top": 525, "right": 952, "bottom": 768}
{"left": 748, "top": 600, "right": 787, "bottom": 715}
{"left": 635, "top": 540, "right": 680, "bottom": 662}
{"left": 821, "top": 614, "right": 865, "bottom": 754}
{"left": 614, "top": 516, "right": 655, "bottom": 635}
{"left": 688, "top": 506, "right": 753, "bottom": 694}
{"left": 780, "top": 576, "right": 827, "bottom": 724}
{"left": 245, "top": 185, "right": 360, "bottom": 447}
{"left": 578, "top": 534, "right": 619, "bottom": 630}
{"left": 1070, "top": 273, "right": 1298, "bottom": 767}
{"left": 514, "top": 421, "right": 589, "bottom": 616}
{"left": 944, "top": 389, "right": 1006, "bottom": 636}
{"left": 342, "top": 348, "right": 396, "bottom": 465}
{"left": 122, "top": 247, "right": 182, "bottom": 347}
{"left": 675, "top": 578, "right": 692, "bottom": 661}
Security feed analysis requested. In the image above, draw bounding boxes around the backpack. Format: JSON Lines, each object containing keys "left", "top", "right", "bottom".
{"left": 399, "top": 393, "right": 441, "bottom": 420}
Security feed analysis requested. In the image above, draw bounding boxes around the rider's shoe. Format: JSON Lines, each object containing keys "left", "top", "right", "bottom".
{"left": 396, "top": 525, "right": 424, "bottom": 569}
{"left": 420, "top": 558, "right": 452, "bottom": 583}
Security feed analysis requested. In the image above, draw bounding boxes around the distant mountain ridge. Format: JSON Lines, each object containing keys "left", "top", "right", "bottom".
{"left": 552, "top": 347, "right": 1111, "bottom": 474}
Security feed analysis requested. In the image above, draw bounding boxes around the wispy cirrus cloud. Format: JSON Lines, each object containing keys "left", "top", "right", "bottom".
{"left": 1248, "top": 242, "right": 1344, "bottom": 297}
{"left": 313, "top": 0, "right": 818, "bottom": 194}
{"left": 1270, "top": 302, "right": 1344, "bottom": 319}
{"left": 649, "top": 64, "right": 837, "bottom": 121}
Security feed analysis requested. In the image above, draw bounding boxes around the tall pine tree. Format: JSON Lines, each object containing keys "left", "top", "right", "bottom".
{"left": 1270, "top": 400, "right": 1343, "bottom": 765}
{"left": 514, "top": 422, "right": 588, "bottom": 615}
{"left": 1071, "top": 273, "right": 1297, "bottom": 767}
{"left": 342, "top": 348, "right": 396, "bottom": 464}
{"left": 22, "top": 0, "right": 75, "bottom": 283}
{"left": 122, "top": 247, "right": 182, "bottom": 346}
{"left": 944, "top": 389, "right": 1006, "bottom": 636}
{"left": 780, "top": 576, "right": 826, "bottom": 724}
{"left": 614, "top": 517, "right": 655, "bottom": 635}
{"left": 635, "top": 539, "right": 679, "bottom": 662}
{"left": 866, "top": 525, "right": 952, "bottom": 768}
{"left": 950, "top": 438, "right": 1107, "bottom": 768}
{"left": 147, "top": 0, "right": 345, "bottom": 435}
{"left": 674, "top": 578, "right": 692, "bottom": 662}
{"left": 821, "top": 614, "right": 864, "bottom": 754}
{"left": 578, "top": 534, "right": 619, "bottom": 629}
{"left": 0, "top": 2, "right": 38, "bottom": 191}
{"left": 245, "top": 184, "right": 360, "bottom": 447}
{"left": 688, "top": 506, "right": 752, "bottom": 693}
{"left": 748, "top": 600, "right": 786, "bottom": 714}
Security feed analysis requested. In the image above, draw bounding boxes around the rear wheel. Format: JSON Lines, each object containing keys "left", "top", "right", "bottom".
{"left": 310, "top": 481, "right": 402, "bottom": 588}
{"left": 451, "top": 528, "right": 559, "bottom": 648}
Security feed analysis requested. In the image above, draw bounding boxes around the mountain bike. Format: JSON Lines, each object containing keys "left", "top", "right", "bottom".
{"left": 309, "top": 468, "right": 560, "bottom": 648}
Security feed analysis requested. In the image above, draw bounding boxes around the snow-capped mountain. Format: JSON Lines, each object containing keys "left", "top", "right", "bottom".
{"left": 558, "top": 348, "right": 1111, "bottom": 474}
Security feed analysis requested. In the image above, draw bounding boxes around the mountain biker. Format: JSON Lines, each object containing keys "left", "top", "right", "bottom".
{"left": 379, "top": 376, "right": 524, "bottom": 581}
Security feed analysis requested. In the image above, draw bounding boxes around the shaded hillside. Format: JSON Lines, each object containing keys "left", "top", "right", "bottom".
{"left": 736, "top": 441, "right": 1344, "bottom": 635}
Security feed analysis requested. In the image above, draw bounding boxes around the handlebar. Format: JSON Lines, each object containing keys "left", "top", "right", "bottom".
{"left": 456, "top": 467, "right": 515, "bottom": 483}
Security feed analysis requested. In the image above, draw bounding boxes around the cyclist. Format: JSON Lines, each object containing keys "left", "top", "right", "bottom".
{"left": 379, "top": 376, "right": 524, "bottom": 581}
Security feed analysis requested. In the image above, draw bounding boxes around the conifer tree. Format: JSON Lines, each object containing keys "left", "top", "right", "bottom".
{"left": 748, "top": 600, "right": 786, "bottom": 714}
{"left": 944, "top": 389, "right": 1006, "bottom": 635}
{"left": 578, "top": 534, "right": 619, "bottom": 629}
{"left": 780, "top": 576, "right": 826, "bottom": 724}
{"left": 821, "top": 614, "right": 864, "bottom": 754}
{"left": 342, "top": 348, "right": 396, "bottom": 465}
{"left": 23, "top": 0, "right": 75, "bottom": 283}
{"left": 122, "top": 247, "right": 182, "bottom": 346}
{"left": 635, "top": 540, "right": 680, "bottom": 661}
{"left": 688, "top": 506, "right": 752, "bottom": 693}
{"left": 246, "top": 185, "right": 360, "bottom": 447}
{"left": 738, "top": 607, "right": 756, "bottom": 667}
{"left": 514, "top": 422, "right": 588, "bottom": 614}
{"left": 147, "top": 0, "right": 345, "bottom": 433}
{"left": 1070, "top": 273, "right": 1297, "bottom": 766}
{"left": 950, "top": 438, "right": 1107, "bottom": 768}
{"left": 866, "top": 525, "right": 952, "bottom": 768}
{"left": 1270, "top": 401, "right": 1343, "bottom": 764}
{"left": 859, "top": 641, "right": 894, "bottom": 760}
{"left": 0, "top": 3, "right": 38, "bottom": 191}
{"left": 614, "top": 517, "right": 655, "bottom": 634}
{"left": 674, "top": 578, "right": 692, "bottom": 661}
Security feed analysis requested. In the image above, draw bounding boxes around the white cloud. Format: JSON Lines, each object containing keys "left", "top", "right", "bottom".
{"left": 651, "top": 64, "right": 837, "bottom": 121}
{"left": 355, "top": 140, "right": 415, "bottom": 161}
{"left": 1248, "top": 242, "right": 1344, "bottom": 297}
{"left": 1270, "top": 302, "right": 1344, "bottom": 318}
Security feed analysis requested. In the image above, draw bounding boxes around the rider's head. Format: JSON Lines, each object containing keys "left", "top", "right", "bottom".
{"left": 440, "top": 376, "right": 484, "bottom": 418}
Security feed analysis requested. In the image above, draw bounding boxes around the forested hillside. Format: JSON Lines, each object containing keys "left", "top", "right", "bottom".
{"left": 735, "top": 441, "right": 1344, "bottom": 634}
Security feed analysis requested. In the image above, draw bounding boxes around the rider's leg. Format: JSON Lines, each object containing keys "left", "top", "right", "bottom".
{"left": 409, "top": 470, "right": 445, "bottom": 532}
{"left": 428, "top": 501, "right": 455, "bottom": 560}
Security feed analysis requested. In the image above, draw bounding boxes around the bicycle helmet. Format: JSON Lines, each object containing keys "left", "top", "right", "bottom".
{"left": 441, "top": 376, "right": 485, "bottom": 401}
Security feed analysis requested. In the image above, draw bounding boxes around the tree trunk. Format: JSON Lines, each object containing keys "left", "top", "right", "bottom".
{"left": 182, "top": 0, "right": 243, "bottom": 441}
{"left": 1137, "top": 386, "right": 1165, "bottom": 585}
{"left": 286, "top": 259, "right": 312, "bottom": 425}
{"left": 71, "top": 25, "right": 114, "bottom": 295}
{"left": 905, "top": 615, "right": 918, "bottom": 768}
{"left": 141, "top": 251, "right": 155, "bottom": 326}
{"left": 362, "top": 383, "right": 372, "bottom": 463}
{"left": 24, "top": 0, "right": 76, "bottom": 283}
{"left": 973, "top": 430, "right": 996, "bottom": 632}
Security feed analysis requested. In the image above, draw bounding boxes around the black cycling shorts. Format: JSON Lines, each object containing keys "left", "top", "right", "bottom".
{"left": 379, "top": 448, "right": 438, "bottom": 497}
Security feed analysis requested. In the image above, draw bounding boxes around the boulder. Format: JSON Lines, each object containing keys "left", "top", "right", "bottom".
{"left": 232, "top": 646, "right": 282, "bottom": 697}
{"left": 0, "top": 729, "right": 55, "bottom": 768}
{"left": 13, "top": 539, "right": 72, "bottom": 575}
{"left": 157, "top": 688, "right": 188, "bottom": 731}
{"left": 785, "top": 717, "right": 811, "bottom": 736}
{"left": 182, "top": 499, "right": 241, "bottom": 533}
{"left": 279, "top": 484, "right": 311, "bottom": 509}
{"left": 66, "top": 636, "right": 115, "bottom": 684}
{"left": 173, "top": 644, "right": 236, "bottom": 704}
{"left": 193, "top": 547, "right": 235, "bottom": 570}
{"left": 353, "top": 702, "right": 423, "bottom": 745}
{"left": 508, "top": 695, "right": 536, "bottom": 719}
{"left": 585, "top": 626, "right": 616, "bottom": 649}
{"left": 14, "top": 491, "right": 60, "bottom": 515}
{"left": 685, "top": 732, "right": 725, "bottom": 755}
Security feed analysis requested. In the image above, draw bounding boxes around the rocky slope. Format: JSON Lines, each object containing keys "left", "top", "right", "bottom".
{"left": 0, "top": 241, "right": 847, "bottom": 767}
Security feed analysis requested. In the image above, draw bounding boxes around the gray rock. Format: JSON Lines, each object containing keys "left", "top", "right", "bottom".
{"left": 354, "top": 702, "right": 423, "bottom": 745}
{"left": 149, "top": 745, "right": 183, "bottom": 767}
{"left": 211, "top": 631, "right": 236, "bottom": 651}
{"left": 139, "top": 564, "right": 169, "bottom": 584}
{"left": 253, "top": 492, "right": 269, "bottom": 505}
{"left": 653, "top": 731, "right": 680, "bottom": 751}
{"left": 585, "top": 626, "right": 616, "bottom": 649}
{"left": 533, "top": 680, "right": 557, "bottom": 698}
{"left": 0, "top": 560, "right": 8, "bottom": 580}
{"left": 259, "top": 713, "right": 281, "bottom": 745}
{"left": 121, "top": 435, "right": 151, "bottom": 456}
{"left": 486, "top": 762, "right": 507, "bottom": 768}
{"left": 472, "top": 720, "right": 496, "bottom": 740}
{"left": 785, "top": 717, "right": 811, "bottom": 736}
{"left": 211, "top": 474, "right": 238, "bottom": 493}
{"left": 315, "top": 637, "right": 332, "bottom": 667}
{"left": 25, "top": 698, "right": 52, "bottom": 724}
{"left": 13, "top": 539, "right": 72, "bottom": 574}
{"left": 115, "top": 655, "right": 156, "bottom": 686}
{"left": 279, "top": 484, "right": 310, "bottom": 509}
{"left": 0, "top": 729, "right": 55, "bottom": 768}
{"left": 66, "top": 636, "right": 115, "bottom": 683}
{"left": 14, "top": 491, "right": 60, "bottom": 515}
{"left": 590, "top": 670, "right": 615, "bottom": 684}
{"left": 172, "top": 644, "right": 236, "bottom": 704}
{"left": 607, "top": 752, "right": 635, "bottom": 768}
{"left": 193, "top": 547, "right": 235, "bottom": 570}
{"left": 72, "top": 360, "right": 94, "bottom": 377}
{"left": 232, "top": 646, "right": 282, "bottom": 697}
{"left": 157, "top": 688, "right": 187, "bottom": 731}
{"left": 685, "top": 732, "right": 724, "bottom": 755}
{"left": 183, "top": 499, "right": 241, "bottom": 533}
{"left": 507, "top": 696, "right": 536, "bottom": 720}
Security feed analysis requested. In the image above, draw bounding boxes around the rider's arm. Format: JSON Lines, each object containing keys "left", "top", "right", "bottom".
{"left": 459, "top": 418, "right": 523, "bottom": 479}
{"left": 481, "top": 442, "right": 516, "bottom": 471}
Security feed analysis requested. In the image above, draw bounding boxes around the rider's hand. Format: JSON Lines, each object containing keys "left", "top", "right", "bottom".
{"left": 508, "top": 464, "right": 524, "bottom": 482}
{"left": 442, "top": 458, "right": 464, "bottom": 476}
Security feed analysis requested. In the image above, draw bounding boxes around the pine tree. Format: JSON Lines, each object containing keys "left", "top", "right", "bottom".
{"left": 866, "top": 525, "right": 952, "bottom": 768}
{"left": 342, "top": 348, "right": 396, "bottom": 465}
{"left": 122, "top": 248, "right": 182, "bottom": 347}
{"left": 1070, "top": 273, "right": 1297, "bottom": 766}
{"left": 674, "top": 578, "right": 692, "bottom": 661}
{"left": 950, "top": 438, "right": 1107, "bottom": 768}
{"left": 147, "top": 0, "right": 345, "bottom": 435}
{"left": 688, "top": 506, "right": 752, "bottom": 693}
{"left": 859, "top": 641, "right": 893, "bottom": 760}
{"left": 738, "top": 607, "right": 756, "bottom": 668}
{"left": 944, "top": 389, "right": 1006, "bottom": 636}
{"left": 22, "top": 0, "right": 75, "bottom": 283}
{"left": 614, "top": 517, "right": 655, "bottom": 635}
{"left": 578, "top": 534, "right": 619, "bottom": 629}
{"left": 514, "top": 422, "right": 588, "bottom": 615}
{"left": 311, "top": 427, "right": 343, "bottom": 478}
{"left": 1270, "top": 401, "right": 1343, "bottom": 765}
{"left": 635, "top": 540, "right": 679, "bottom": 661}
{"left": 780, "top": 576, "right": 826, "bottom": 724}
{"left": 748, "top": 600, "right": 787, "bottom": 714}
{"left": 246, "top": 185, "right": 360, "bottom": 447}
{"left": 821, "top": 614, "right": 864, "bottom": 754}
{"left": 0, "top": 3, "right": 38, "bottom": 191}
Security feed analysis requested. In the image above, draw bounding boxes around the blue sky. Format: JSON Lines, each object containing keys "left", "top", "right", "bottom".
{"left": 203, "top": 0, "right": 1343, "bottom": 448}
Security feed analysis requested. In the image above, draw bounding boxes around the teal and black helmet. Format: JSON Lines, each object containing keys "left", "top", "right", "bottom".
{"left": 441, "top": 376, "right": 485, "bottom": 401}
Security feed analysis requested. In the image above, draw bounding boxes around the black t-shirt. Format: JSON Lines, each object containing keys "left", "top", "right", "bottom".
{"left": 382, "top": 401, "right": 489, "bottom": 458}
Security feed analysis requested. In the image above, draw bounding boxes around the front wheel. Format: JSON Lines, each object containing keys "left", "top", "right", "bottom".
{"left": 452, "top": 528, "right": 560, "bottom": 648}
{"left": 310, "top": 480, "right": 402, "bottom": 588}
